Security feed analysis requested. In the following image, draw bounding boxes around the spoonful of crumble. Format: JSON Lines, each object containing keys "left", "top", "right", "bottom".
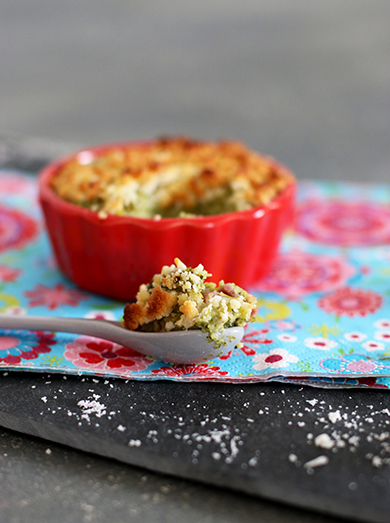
{"left": 0, "top": 259, "right": 257, "bottom": 364}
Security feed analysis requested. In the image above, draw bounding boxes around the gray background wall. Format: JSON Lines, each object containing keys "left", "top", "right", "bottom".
{"left": 2, "top": 0, "right": 390, "bottom": 182}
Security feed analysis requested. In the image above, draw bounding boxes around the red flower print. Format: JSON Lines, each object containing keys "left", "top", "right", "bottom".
{"left": 33, "top": 331, "right": 56, "bottom": 353}
{"left": 220, "top": 328, "right": 273, "bottom": 360}
{"left": 357, "top": 377, "right": 388, "bottom": 389}
{"left": 252, "top": 348, "right": 299, "bottom": 371}
{"left": 64, "top": 336, "right": 152, "bottom": 374}
{"left": 318, "top": 287, "right": 382, "bottom": 317}
{"left": 0, "top": 330, "right": 55, "bottom": 364}
{"left": 152, "top": 363, "right": 228, "bottom": 377}
{"left": 296, "top": 199, "right": 390, "bottom": 246}
{"left": 0, "top": 206, "right": 38, "bottom": 253}
{"left": 255, "top": 251, "right": 355, "bottom": 300}
{"left": 25, "top": 284, "right": 88, "bottom": 310}
{"left": 0, "top": 265, "right": 21, "bottom": 282}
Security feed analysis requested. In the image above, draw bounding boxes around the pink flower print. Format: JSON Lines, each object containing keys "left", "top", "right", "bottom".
{"left": 347, "top": 360, "right": 378, "bottom": 373}
{"left": 0, "top": 265, "right": 21, "bottom": 283}
{"left": 84, "top": 310, "right": 117, "bottom": 321}
{"left": 296, "top": 199, "right": 390, "bottom": 246}
{"left": 152, "top": 363, "right": 228, "bottom": 377}
{"left": 374, "top": 319, "right": 390, "bottom": 329}
{"left": 255, "top": 251, "right": 355, "bottom": 300}
{"left": 277, "top": 334, "right": 297, "bottom": 342}
{"left": 264, "top": 320, "right": 302, "bottom": 340}
{"left": 318, "top": 287, "right": 382, "bottom": 317}
{"left": 0, "top": 172, "right": 37, "bottom": 195}
{"left": 344, "top": 332, "right": 367, "bottom": 342}
{"left": 304, "top": 337, "right": 338, "bottom": 351}
{"left": 270, "top": 320, "right": 301, "bottom": 332}
{"left": 374, "top": 331, "right": 390, "bottom": 343}
{"left": 1, "top": 306, "right": 27, "bottom": 316}
{"left": 64, "top": 336, "right": 152, "bottom": 374}
{"left": 362, "top": 341, "right": 385, "bottom": 352}
{"left": 0, "top": 206, "right": 38, "bottom": 253}
{"left": 320, "top": 353, "right": 390, "bottom": 375}
{"left": 25, "top": 284, "right": 88, "bottom": 310}
{"left": 252, "top": 348, "right": 299, "bottom": 371}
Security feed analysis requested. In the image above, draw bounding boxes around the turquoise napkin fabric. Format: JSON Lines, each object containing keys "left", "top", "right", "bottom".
{"left": 1, "top": 170, "right": 390, "bottom": 389}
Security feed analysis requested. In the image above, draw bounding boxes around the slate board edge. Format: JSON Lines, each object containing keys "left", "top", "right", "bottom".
{"left": 0, "top": 410, "right": 385, "bottom": 523}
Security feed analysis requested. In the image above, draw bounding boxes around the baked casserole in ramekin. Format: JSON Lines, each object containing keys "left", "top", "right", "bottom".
{"left": 38, "top": 137, "right": 296, "bottom": 300}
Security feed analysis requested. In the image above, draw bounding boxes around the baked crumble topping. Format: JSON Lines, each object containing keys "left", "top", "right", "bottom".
{"left": 123, "top": 258, "right": 258, "bottom": 344}
{"left": 51, "top": 137, "right": 294, "bottom": 218}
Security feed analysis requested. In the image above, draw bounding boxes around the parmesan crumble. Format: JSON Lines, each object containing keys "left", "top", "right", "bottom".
{"left": 51, "top": 137, "right": 294, "bottom": 218}
{"left": 123, "top": 258, "right": 257, "bottom": 343}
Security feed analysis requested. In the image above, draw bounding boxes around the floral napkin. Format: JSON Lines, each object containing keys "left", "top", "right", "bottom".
{"left": 1, "top": 169, "right": 390, "bottom": 389}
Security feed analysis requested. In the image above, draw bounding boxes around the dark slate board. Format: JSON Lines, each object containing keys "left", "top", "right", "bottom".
{"left": 0, "top": 372, "right": 390, "bottom": 523}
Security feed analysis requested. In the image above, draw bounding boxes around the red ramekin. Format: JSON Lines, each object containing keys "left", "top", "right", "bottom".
{"left": 38, "top": 142, "right": 296, "bottom": 301}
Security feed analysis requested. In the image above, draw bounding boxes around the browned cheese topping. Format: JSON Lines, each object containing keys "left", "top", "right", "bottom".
{"left": 51, "top": 137, "right": 295, "bottom": 218}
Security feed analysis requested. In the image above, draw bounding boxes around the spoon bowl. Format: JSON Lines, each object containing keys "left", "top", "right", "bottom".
{"left": 0, "top": 315, "right": 244, "bottom": 365}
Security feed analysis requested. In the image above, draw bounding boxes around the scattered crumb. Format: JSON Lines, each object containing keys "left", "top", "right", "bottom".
{"left": 77, "top": 399, "right": 107, "bottom": 422}
{"left": 328, "top": 410, "right": 342, "bottom": 424}
{"left": 314, "top": 433, "right": 335, "bottom": 450}
{"left": 304, "top": 455, "right": 329, "bottom": 471}
{"left": 128, "top": 439, "right": 142, "bottom": 447}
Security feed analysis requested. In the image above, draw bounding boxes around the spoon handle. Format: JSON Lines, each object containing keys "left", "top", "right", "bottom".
{"left": 0, "top": 315, "right": 122, "bottom": 339}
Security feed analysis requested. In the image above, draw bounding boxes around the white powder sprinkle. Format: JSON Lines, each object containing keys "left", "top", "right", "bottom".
{"left": 77, "top": 399, "right": 107, "bottom": 421}
{"left": 229, "top": 436, "right": 240, "bottom": 460}
{"left": 304, "top": 455, "right": 329, "bottom": 470}
{"left": 373, "top": 432, "right": 389, "bottom": 441}
{"left": 314, "top": 433, "right": 335, "bottom": 449}
{"left": 372, "top": 456, "right": 383, "bottom": 468}
{"left": 328, "top": 410, "right": 342, "bottom": 424}
{"left": 348, "top": 435, "right": 360, "bottom": 447}
{"left": 208, "top": 428, "right": 230, "bottom": 444}
{"left": 128, "top": 439, "right": 142, "bottom": 447}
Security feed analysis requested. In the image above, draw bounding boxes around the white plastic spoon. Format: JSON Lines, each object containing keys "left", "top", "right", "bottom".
{"left": 0, "top": 315, "right": 244, "bottom": 364}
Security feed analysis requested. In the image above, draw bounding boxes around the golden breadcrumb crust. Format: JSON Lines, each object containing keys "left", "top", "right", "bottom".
{"left": 51, "top": 137, "right": 294, "bottom": 217}
{"left": 123, "top": 285, "right": 176, "bottom": 330}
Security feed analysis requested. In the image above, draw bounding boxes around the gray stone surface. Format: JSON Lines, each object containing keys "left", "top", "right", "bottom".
{"left": 0, "top": 426, "right": 346, "bottom": 523}
{"left": 2, "top": 372, "right": 390, "bottom": 523}
{"left": 2, "top": 0, "right": 390, "bottom": 182}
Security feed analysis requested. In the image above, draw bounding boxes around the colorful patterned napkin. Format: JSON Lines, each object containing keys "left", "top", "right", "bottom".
{"left": 1, "top": 170, "right": 390, "bottom": 389}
